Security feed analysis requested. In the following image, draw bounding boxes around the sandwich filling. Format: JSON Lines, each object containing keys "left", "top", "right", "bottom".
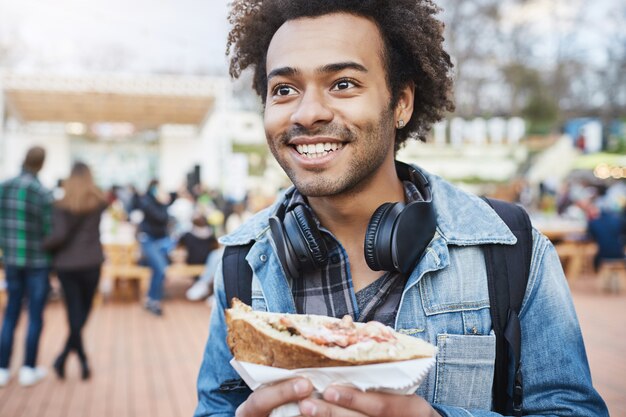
{"left": 226, "top": 299, "right": 437, "bottom": 367}
{"left": 267, "top": 314, "right": 397, "bottom": 348}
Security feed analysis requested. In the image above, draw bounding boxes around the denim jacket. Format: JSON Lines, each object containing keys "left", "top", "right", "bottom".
{"left": 195, "top": 167, "right": 608, "bottom": 417}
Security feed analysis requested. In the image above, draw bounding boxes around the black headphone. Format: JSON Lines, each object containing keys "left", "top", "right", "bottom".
{"left": 269, "top": 161, "right": 437, "bottom": 280}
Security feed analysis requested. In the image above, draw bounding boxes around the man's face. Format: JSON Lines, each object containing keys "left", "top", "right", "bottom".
{"left": 264, "top": 13, "right": 397, "bottom": 198}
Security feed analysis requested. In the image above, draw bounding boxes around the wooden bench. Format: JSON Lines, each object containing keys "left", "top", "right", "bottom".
{"left": 166, "top": 247, "right": 206, "bottom": 282}
{"left": 101, "top": 243, "right": 151, "bottom": 301}
{"left": 165, "top": 263, "right": 205, "bottom": 280}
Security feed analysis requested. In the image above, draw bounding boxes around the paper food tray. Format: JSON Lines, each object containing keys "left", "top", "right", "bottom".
{"left": 230, "top": 356, "right": 436, "bottom": 417}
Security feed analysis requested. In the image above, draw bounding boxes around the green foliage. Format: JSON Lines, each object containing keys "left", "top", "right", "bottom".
{"left": 501, "top": 63, "right": 559, "bottom": 134}
{"left": 231, "top": 143, "right": 269, "bottom": 177}
{"left": 522, "top": 92, "right": 559, "bottom": 134}
{"left": 606, "top": 135, "right": 626, "bottom": 154}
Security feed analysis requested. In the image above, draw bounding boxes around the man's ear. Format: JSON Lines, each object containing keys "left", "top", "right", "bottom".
{"left": 395, "top": 82, "right": 415, "bottom": 127}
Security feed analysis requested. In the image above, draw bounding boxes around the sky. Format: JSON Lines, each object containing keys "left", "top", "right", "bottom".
{"left": 0, "top": 0, "right": 230, "bottom": 74}
{"left": 500, "top": 0, "right": 619, "bottom": 66}
{"left": 0, "top": 0, "right": 621, "bottom": 75}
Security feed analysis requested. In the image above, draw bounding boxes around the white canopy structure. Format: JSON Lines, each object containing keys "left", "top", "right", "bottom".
{"left": 0, "top": 72, "right": 263, "bottom": 192}
{"left": 1, "top": 72, "right": 220, "bottom": 127}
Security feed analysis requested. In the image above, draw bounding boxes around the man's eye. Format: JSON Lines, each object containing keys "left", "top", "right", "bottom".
{"left": 274, "top": 85, "right": 296, "bottom": 96}
{"left": 332, "top": 80, "right": 355, "bottom": 91}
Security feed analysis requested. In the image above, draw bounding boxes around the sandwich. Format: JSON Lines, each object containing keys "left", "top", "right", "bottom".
{"left": 226, "top": 298, "right": 437, "bottom": 369}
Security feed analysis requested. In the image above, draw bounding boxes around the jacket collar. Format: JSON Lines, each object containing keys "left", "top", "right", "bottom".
{"left": 219, "top": 165, "right": 517, "bottom": 247}
{"left": 426, "top": 171, "right": 517, "bottom": 245}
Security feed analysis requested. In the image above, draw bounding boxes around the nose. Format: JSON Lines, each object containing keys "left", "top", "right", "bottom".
{"left": 290, "top": 88, "right": 333, "bottom": 128}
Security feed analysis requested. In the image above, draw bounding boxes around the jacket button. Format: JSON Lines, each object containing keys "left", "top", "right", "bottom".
{"left": 260, "top": 254, "right": 267, "bottom": 262}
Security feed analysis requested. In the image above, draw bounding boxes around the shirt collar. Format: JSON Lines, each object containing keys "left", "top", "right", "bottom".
{"left": 20, "top": 169, "right": 39, "bottom": 179}
{"left": 220, "top": 165, "right": 517, "bottom": 247}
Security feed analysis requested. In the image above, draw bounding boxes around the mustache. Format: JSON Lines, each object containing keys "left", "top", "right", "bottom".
{"left": 278, "top": 123, "right": 356, "bottom": 145}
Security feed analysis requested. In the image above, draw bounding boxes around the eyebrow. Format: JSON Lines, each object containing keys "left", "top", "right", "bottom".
{"left": 267, "top": 61, "right": 368, "bottom": 81}
{"left": 318, "top": 62, "right": 368, "bottom": 75}
{"left": 267, "top": 67, "right": 300, "bottom": 81}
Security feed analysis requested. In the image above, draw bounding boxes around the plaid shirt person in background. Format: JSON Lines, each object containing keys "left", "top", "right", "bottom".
{"left": 0, "top": 146, "right": 54, "bottom": 387}
{"left": 0, "top": 169, "right": 53, "bottom": 267}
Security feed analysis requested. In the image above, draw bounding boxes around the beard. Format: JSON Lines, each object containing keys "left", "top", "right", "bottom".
{"left": 267, "top": 107, "right": 396, "bottom": 198}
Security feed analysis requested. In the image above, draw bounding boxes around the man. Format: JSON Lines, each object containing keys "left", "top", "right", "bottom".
{"left": 196, "top": 1, "right": 608, "bottom": 416}
{"left": 0, "top": 146, "right": 53, "bottom": 387}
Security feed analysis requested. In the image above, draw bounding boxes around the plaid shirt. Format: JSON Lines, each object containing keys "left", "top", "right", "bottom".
{"left": 0, "top": 170, "right": 53, "bottom": 267}
{"left": 287, "top": 181, "right": 426, "bottom": 327}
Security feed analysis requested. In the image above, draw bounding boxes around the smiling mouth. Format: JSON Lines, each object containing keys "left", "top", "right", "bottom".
{"left": 294, "top": 142, "right": 344, "bottom": 159}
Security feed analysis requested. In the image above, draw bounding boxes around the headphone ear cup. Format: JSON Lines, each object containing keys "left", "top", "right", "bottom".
{"left": 288, "top": 205, "right": 328, "bottom": 267}
{"left": 364, "top": 203, "right": 394, "bottom": 271}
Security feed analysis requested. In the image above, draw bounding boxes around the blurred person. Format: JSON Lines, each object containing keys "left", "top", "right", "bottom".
{"left": 575, "top": 132, "right": 586, "bottom": 152}
{"left": 52, "top": 178, "right": 65, "bottom": 201}
{"left": 106, "top": 185, "right": 128, "bottom": 222}
{"left": 195, "top": 186, "right": 217, "bottom": 214}
{"left": 127, "top": 185, "right": 144, "bottom": 225}
{"left": 178, "top": 215, "right": 219, "bottom": 267}
{"left": 195, "top": 2, "right": 608, "bottom": 417}
{"left": 587, "top": 194, "right": 626, "bottom": 271}
{"left": 556, "top": 181, "right": 575, "bottom": 216}
{"left": 0, "top": 146, "right": 53, "bottom": 387}
{"left": 195, "top": 187, "right": 225, "bottom": 235}
{"left": 115, "top": 184, "right": 136, "bottom": 214}
{"left": 168, "top": 186, "right": 196, "bottom": 239}
{"left": 185, "top": 247, "right": 224, "bottom": 302}
{"left": 42, "top": 162, "right": 107, "bottom": 380}
{"left": 224, "top": 201, "right": 253, "bottom": 234}
{"left": 138, "top": 180, "right": 174, "bottom": 316}
{"left": 206, "top": 209, "right": 225, "bottom": 236}
{"left": 209, "top": 188, "right": 228, "bottom": 215}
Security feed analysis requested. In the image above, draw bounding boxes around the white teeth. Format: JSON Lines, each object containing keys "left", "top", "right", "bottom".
{"left": 306, "top": 151, "right": 328, "bottom": 158}
{"left": 294, "top": 142, "right": 344, "bottom": 157}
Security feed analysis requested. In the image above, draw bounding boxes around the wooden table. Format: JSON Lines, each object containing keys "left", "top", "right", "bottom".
{"left": 554, "top": 239, "right": 597, "bottom": 282}
{"left": 532, "top": 215, "right": 595, "bottom": 281}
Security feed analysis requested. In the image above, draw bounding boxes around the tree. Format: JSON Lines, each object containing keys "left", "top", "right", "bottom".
{"left": 438, "top": 0, "right": 505, "bottom": 116}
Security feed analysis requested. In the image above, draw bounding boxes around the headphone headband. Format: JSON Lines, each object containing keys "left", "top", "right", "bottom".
{"left": 395, "top": 161, "right": 432, "bottom": 203}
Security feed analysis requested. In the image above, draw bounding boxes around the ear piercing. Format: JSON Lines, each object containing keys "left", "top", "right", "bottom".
{"left": 397, "top": 119, "right": 405, "bottom": 129}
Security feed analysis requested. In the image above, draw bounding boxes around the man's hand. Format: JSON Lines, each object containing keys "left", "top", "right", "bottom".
{"left": 236, "top": 378, "right": 314, "bottom": 417}
{"left": 298, "top": 386, "right": 442, "bottom": 417}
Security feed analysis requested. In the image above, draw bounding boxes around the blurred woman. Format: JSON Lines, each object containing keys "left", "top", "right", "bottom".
{"left": 43, "top": 162, "right": 107, "bottom": 380}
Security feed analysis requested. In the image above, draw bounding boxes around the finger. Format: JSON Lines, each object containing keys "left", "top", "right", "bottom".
{"left": 322, "top": 386, "right": 431, "bottom": 417}
{"left": 236, "top": 378, "right": 313, "bottom": 417}
{"left": 299, "top": 398, "right": 366, "bottom": 417}
{"left": 322, "top": 387, "right": 385, "bottom": 416}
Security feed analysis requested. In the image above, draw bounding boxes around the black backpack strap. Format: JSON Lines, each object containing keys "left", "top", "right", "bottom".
{"left": 482, "top": 197, "right": 532, "bottom": 417}
{"left": 220, "top": 244, "right": 255, "bottom": 396}
{"left": 223, "top": 243, "right": 254, "bottom": 308}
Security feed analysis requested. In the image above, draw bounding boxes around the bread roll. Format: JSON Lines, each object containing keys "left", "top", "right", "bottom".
{"left": 226, "top": 298, "right": 436, "bottom": 369}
